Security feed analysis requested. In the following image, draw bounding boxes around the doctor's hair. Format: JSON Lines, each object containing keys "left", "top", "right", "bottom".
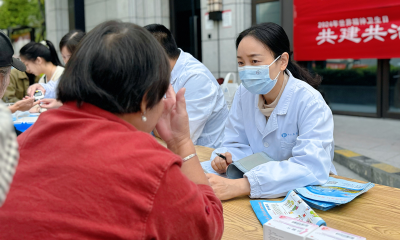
{"left": 144, "top": 24, "right": 181, "bottom": 60}
{"left": 20, "top": 40, "right": 62, "bottom": 67}
{"left": 236, "top": 22, "right": 321, "bottom": 89}
{"left": 59, "top": 30, "right": 86, "bottom": 55}
{"left": 57, "top": 20, "right": 170, "bottom": 114}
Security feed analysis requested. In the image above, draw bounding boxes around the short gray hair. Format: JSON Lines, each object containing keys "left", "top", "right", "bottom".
{"left": 0, "top": 66, "right": 10, "bottom": 76}
{"left": 0, "top": 66, "right": 11, "bottom": 98}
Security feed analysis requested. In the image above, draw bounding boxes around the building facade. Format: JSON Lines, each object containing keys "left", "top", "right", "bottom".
{"left": 45, "top": 0, "right": 400, "bottom": 119}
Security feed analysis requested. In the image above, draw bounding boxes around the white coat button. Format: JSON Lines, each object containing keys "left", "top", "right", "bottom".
{"left": 264, "top": 142, "right": 269, "bottom": 148}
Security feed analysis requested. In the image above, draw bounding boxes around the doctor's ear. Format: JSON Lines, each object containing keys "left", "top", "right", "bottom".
{"left": 279, "top": 52, "right": 289, "bottom": 71}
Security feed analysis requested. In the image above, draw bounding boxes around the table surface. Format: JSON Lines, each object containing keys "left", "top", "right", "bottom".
{"left": 156, "top": 139, "right": 400, "bottom": 240}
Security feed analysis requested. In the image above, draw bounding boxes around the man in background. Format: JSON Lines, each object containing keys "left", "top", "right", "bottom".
{"left": 0, "top": 30, "right": 26, "bottom": 205}
{"left": 2, "top": 68, "right": 40, "bottom": 103}
{"left": 144, "top": 24, "right": 229, "bottom": 148}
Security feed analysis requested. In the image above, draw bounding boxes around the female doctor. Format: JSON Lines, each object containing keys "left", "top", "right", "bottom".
{"left": 207, "top": 22, "right": 337, "bottom": 200}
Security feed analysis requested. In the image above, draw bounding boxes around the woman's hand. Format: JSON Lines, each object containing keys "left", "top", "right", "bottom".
{"left": 8, "top": 97, "right": 37, "bottom": 113}
{"left": 206, "top": 174, "right": 251, "bottom": 200}
{"left": 29, "top": 105, "right": 40, "bottom": 113}
{"left": 156, "top": 86, "right": 208, "bottom": 185}
{"left": 155, "top": 85, "right": 191, "bottom": 154}
{"left": 27, "top": 84, "right": 46, "bottom": 97}
{"left": 211, "top": 152, "right": 233, "bottom": 173}
{"left": 39, "top": 99, "right": 63, "bottom": 109}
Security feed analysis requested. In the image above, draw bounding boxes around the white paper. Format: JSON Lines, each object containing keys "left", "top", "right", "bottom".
{"left": 222, "top": 10, "right": 232, "bottom": 28}
{"left": 201, "top": 160, "right": 227, "bottom": 178}
{"left": 13, "top": 117, "right": 38, "bottom": 123}
{"left": 205, "top": 13, "right": 214, "bottom": 30}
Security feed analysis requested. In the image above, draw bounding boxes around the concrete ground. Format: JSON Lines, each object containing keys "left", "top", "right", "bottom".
{"left": 332, "top": 161, "right": 367, "bottom": 182}
{"left": 333, "top": 115, "right": 400, "bottom": 168}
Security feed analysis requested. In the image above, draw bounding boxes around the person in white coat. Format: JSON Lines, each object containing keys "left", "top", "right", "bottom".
{"left": 144, "top": 24, "right": 228, "bottom": 148}
{"left": 207, "top": 22, "right": 337, "bottom": 200}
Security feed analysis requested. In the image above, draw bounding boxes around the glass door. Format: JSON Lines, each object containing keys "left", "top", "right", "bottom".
{"left": 314, "top": 59, "right": 380, "bottom": 117}
{"left": 170, "top": 0, "right": 202, "bottom": 61}
{"left": 383, "top": 58, "right": 400, "bottom": 119}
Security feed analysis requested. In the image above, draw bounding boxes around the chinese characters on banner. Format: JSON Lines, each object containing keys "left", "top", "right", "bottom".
{"left": 293, "top": 0, "right": 400, "bottom": 60}
{"left": 316, "top": 16, "right": 398, "bottom": 45}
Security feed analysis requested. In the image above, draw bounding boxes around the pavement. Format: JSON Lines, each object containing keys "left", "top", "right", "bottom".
{"left": 332, "top": 115, "right": 400, "bottom": 187}
{"left": 332, "top": 161, "right": 367, "bottom": 182}
{"left": 333, "top": 115, "right": 400, "bottom": 168}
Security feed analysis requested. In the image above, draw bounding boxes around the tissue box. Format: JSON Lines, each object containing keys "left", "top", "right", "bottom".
{"left": 306, "top": 226, "right": 366, "bottom": 240}
{"left": 264, "top": 216, "right": 319, "bottom": 240}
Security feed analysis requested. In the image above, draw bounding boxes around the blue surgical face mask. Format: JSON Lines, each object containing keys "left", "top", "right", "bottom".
{"left": 238, "top": 55, "right": 281, "bottom": 95}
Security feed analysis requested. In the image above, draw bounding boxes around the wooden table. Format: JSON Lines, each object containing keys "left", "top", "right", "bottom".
{"left": 156, "top": 139, "right": 400, "bottom": 239}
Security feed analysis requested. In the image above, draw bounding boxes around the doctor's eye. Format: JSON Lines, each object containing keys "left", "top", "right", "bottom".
{"left": 238, "top": 62, "right": 244, "bottom": 66}
{"left": 252, "top": 60, "right": 259, "bottom": 64}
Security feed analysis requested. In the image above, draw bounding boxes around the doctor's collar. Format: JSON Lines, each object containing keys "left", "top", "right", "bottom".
{"left": 170, "top": 49, "right": 184, "bottom": 84}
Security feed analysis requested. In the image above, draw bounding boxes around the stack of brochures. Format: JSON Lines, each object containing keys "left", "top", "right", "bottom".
{"left": 250, "top": 190, "right": 327, "bottom": 227}
{"left": 294, "top": 177, "right": 375, "bottom": 211}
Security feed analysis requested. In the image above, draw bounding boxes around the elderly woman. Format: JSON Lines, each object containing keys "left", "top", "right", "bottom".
{"left": 0, "top": 21, "right": 224, "bottom": 239}
{"left": 0, "top": 30, "right": 25, "bottom": 202}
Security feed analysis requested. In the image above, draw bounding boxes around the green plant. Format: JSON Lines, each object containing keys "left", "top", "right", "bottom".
{"left": 314, "top": 67, "right": 378, "bottom": 86}
{"left": 0, "top": 0, "right": 45, "bottom": 40}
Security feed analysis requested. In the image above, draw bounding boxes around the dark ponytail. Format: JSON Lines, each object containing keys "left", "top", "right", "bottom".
{"left": 20, "top": 40, "right": 62, "bottom": 67}
{"left": 45, "top": 40, "right": 62, "bottom": 66}
{"left": 236, "top": 22, "right": 321, "bottom": 89}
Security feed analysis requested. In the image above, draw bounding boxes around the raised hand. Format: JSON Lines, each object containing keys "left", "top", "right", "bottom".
{"left": 155, "top": 85, "right": 191, "bottom": 153}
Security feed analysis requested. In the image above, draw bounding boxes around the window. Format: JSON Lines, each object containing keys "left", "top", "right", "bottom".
{"left": 388, "top": 58, "right": 400, "bottom": 113}
{"left": 314, "top": 59, "right": 378, "bottom": 114}
{"left": 253, "top": 0, "right": 281, "bottom": 25}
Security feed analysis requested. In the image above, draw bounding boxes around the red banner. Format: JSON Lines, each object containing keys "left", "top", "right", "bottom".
{"left": 293, "top": 0, "right": 400, "bottom": 60}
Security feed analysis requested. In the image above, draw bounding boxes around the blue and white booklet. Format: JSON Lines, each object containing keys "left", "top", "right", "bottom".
{"left": 294, "top": 177, "right": 375, "bottom": 211}
{"left": 250, "top": 190, "right": 326, "bottom": 227}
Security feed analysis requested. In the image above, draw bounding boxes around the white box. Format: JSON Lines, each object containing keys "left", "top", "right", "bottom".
{"left": 306, "top": 226, "right": 366, "bottom": 240}
{"left": 264, "top": 216, "right": 319, "bottom": 240}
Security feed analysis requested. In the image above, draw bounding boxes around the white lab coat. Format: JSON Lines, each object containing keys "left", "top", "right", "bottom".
{"left": 171, "top": 50, "right": 228, "bottom": 148}
{"left": 211, "top": 71, "right": 337, "bottom": 198}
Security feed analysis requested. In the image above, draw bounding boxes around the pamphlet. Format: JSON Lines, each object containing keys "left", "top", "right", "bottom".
{"left": 297, "top": 196, "right": 337, "bottom": 211}
{"left": 294, "top": 177, "right": 375, "bottom": 210}
{"left": 250, "top": 190, "right": 326, "bottom": 227}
